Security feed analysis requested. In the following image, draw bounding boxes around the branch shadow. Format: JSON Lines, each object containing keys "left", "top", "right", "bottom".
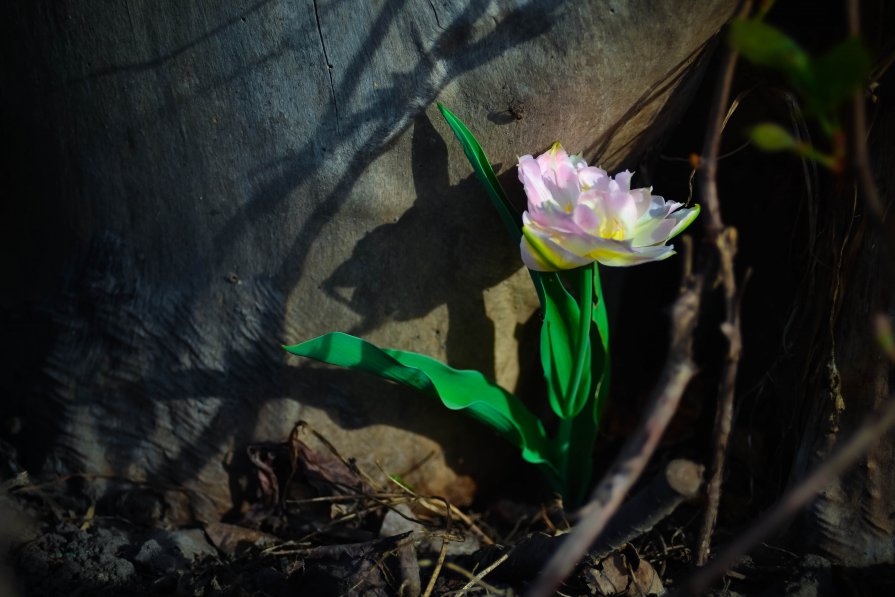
{"left": 16, "top": 0, "right": 571, "bottom": 517}
{"left": 136, "top": 1, "right": 564, "bottom": 511}
{"left": 323, "top": 111, "right": 525, "bottom": 377}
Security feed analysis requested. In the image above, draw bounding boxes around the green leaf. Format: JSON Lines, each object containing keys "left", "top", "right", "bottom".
{"left": 794, "top": 143, "right": 838, "bottom": 170}
{"left": 437, "top": 103, "right": 521, "bottom": 242}
{"left": 284, "top": 333, "right": 558, "bottom": 483}
{"left": 591, "top": 264, "right": 611, "bottom": 420}
{"left": 729, "top": 18, "right": 811, "bottom": 85}
{"left": 537, "top": 271, "right": 592, "bottom": 420}
{"left": 436, "top": 103, "right": 591, "bottom": 422}
{"left": 808, "top": 37, "right": 872, "bottom": 115}
{"left": 554, "top": 265, "right": 611, "bottom": 506}
{"left": 749, "top": 123, "right": 798, "bottom": 151}
{"left": 749, "top": 123, "right": 837, "bottom": 168}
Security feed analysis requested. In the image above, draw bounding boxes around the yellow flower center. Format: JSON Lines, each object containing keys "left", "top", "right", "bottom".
{"left": 599, "top": 218, "right": 626, "bottom": 241}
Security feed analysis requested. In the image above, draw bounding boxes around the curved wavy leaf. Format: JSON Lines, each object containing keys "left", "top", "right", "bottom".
{"left": 284, "top": 333, "right": 559, "bottom": 483}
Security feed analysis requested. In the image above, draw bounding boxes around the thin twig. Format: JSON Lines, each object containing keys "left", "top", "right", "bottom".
{"left": 684, "top": 394, "right": 895, "bottom": 594}
{"left": 526, "top": 239, "right": 703, "bottom": 597}
{"left": 444, "top": 561, "right": 506, "bottom": 596}
{"left": 694, "top": 0, "right": 753, "bottom": 565}
{"left": 456, "top": 553, "right": 509, "bottom": 597}
{"left": 417, "top": 496, "right": 495, "bottom": 545}
{"left": 847, "top": 0, "right": 895, "bottom": 265}
{"left": 422, "top": 540, "right": 448, "bottom": 597}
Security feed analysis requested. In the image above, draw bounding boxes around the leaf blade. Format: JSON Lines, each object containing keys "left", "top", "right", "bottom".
{"left": 437, "top": 103, "right": 522, "bottom": 242}
{"left": 284, "top": 333, "right": 558, "bottom": 480}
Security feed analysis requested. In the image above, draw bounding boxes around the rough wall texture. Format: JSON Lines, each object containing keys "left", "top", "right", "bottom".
{"left": 789, "top": 60, "right": 895, "bottom": 566}
{"left": 3, "top": 0, "right": 735, "bottom": 521}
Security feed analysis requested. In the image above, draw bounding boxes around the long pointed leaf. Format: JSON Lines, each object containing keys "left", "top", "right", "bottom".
{"left": 284, "top": 333, "right": 559, "bottom": 483}
{"left": 436, "top": 105, "right": 590, "bottom": 421}
{"left": 437, "top": 103, "right": 521, "bottom": 242}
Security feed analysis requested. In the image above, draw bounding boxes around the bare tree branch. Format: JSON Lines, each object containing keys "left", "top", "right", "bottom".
{"left": 684, "top": 394, "right": 895, "bottom": 594}
{"left": 694, "top": 0, "right": 753, "bottom": 565}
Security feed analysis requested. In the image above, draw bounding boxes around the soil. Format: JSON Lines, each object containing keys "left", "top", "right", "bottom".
{"left": 3, "top": 424, "right": 893, "bottom": 597}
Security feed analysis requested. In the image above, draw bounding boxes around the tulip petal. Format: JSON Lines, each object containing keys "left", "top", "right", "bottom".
{"left": 667, "top": 204, "right": 701, "bottom": 240}
{"left": 631, "top": 218, "right": 677, "bottom": 247}
{"left": 517, "top": 144, "right": 697, "bottom": 270}
{"left": 521, "top": 226, "right": 592, "bottom": 271}
{"left": 614, "top": 170, "right": 633, "bottom": 193}
{"left": 578, "top": 166, "right": 608, "bottom": 189}
{"left": 518, "top": 156, "right": 553, "bottom": 208}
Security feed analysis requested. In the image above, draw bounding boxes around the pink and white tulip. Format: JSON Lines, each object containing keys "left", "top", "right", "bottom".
{"left": 518, "top": 143, "right": 699, "bottom": 271}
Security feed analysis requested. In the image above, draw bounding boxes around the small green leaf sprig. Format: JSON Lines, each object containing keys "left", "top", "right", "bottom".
{"left": 730, "top": 11, "right": 872, "bottom": 170}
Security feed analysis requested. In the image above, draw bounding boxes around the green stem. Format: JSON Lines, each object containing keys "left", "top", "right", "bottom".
{"left": 567, "top": 265, "right": 594, "bottom": 415}
{"left": 557, "top": 416, "right": 574, "bottom": 490}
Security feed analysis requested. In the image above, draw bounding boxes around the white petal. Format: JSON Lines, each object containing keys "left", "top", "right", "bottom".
{"left": 518, "top": 156, "right": 553, "bottom": 208}
{"left": 614, "top": 170, "right": 634, "bottom": 193}
{"left": 604, "top": 190, "right": 639, "bottom": 234}
{"left": 573, "top": 203, "right": 601, "bottom": 233}
{"left": 631, "top": 217, "right": 677, "bottom": 247}
{"left": 578, "top": 166, "right": 608, "bottom": 189}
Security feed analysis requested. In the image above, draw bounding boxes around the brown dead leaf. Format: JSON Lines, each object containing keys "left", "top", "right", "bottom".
{"left": 584, "top": 545, "right": 664, "bottom": 596}
{"left": 204, "top": 522, "right": 280, "bottom": 555}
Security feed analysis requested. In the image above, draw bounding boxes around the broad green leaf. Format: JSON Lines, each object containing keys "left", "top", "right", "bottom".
{"left": 749, "top": 123, "right": 797, "bottom": 151}
{"left": 284, "top": 333, "right": 558, "bottom": 483}
{"left": 729, "top": 19, "right": 811, "bottom": 85}
{"left": 808, "top": 37, "right": 872, "bottom": 115}
{"left": 537, "top": 271, "right": 592, "bottom": 420}
{"left": 437, "top": 103, "right": 521, "bottom": 242}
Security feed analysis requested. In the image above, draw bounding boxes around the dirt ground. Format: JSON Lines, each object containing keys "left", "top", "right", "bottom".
{"left": 3, "top": 424, "right": 893, "bottom": 597}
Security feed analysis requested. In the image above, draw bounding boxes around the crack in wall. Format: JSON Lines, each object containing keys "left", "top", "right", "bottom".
{"left": 312, "top": 0, "right": 340, "bottom": 126}
{"left": 427, "top": 0, "right": 446, "bottom": 30}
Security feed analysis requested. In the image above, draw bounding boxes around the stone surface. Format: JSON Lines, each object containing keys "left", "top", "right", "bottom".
{"left": 380, "top": 502, "right": 479, "bottom": 556}
{"left": 4, "top": 0, "right": 736, "bottom": 520}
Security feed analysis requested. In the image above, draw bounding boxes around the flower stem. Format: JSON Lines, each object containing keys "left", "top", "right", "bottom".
{"left": 557, "top": 415, "right": 574, "bottom": 490}
{"left": 567, "top": 265, "right": 594, "bottom": 415}
{"left": 557, "top": 265, "right": 594, "bottom": 494}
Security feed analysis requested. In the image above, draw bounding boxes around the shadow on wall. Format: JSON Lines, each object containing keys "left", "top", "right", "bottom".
{"left": 10, "top": 0, "right": 566, "bottom": 518}
{"left": 323, "top": 112, "right": 528, "bottom": 378}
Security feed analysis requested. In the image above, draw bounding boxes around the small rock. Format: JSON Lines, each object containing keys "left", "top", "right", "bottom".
{"left": 783, "top": 554, "right": 832, "bottom": 597}
{"left": 379, "top": 504, "right": 480, "bottom": 556}
{"left": 164, "top": 528, "right": 219, "bottom": 561}
{"left": 134, "top": 538, "right": 179, "bottom": 574}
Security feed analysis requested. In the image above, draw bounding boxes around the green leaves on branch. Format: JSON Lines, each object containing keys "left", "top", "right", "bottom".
{"left": 729, "top": 18, "right": 811, "bottom": 84}
{"left": 810, "top": 38, "right": 872, "bottom": 118}
{"left": 730, "top": 15, "right": 872, "bottom": 168}
{"left": 729, "top": 19, "right": 871, "bottom": 130}
{"left": 748, "top": 123, "right": 838, "bottom": 169}
{"left": 748, "top": 122, "right": 798, "bottom": 151}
